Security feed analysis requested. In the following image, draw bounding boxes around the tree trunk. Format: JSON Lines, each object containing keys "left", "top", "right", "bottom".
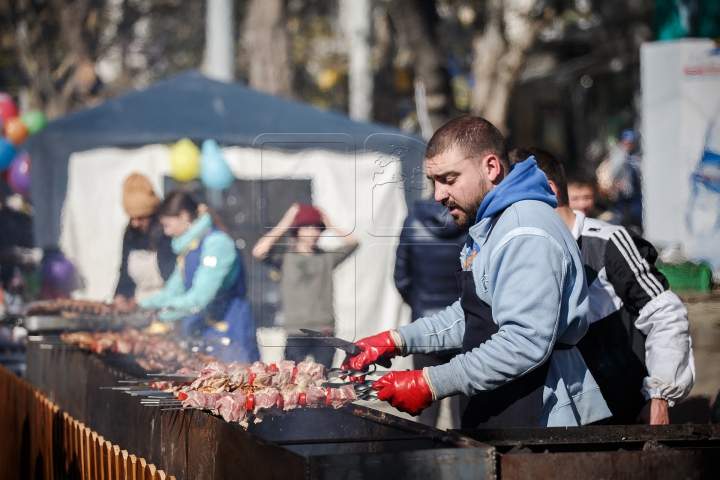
{"left": 242, "top": 0, "right": 294, "bottom": 98}
{"left": 342, "top": 0, "right": 372, "bottom": 122}
{"left": 471, "top": 0, "right": 545, "bottom": 134}
{"left": 371, "top": 5, "right": 398, "bottom": 126}
{"left": 388, "top": 0, "right": 455, "bottom": 131}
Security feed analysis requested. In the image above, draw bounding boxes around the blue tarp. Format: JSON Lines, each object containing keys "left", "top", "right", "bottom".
{"left": 25, "top": 71, "right": 424, "bottom": 248}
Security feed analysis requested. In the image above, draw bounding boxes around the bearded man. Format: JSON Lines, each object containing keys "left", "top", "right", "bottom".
{"left": 344, "top": 116, "right": 610, "bottom": 428}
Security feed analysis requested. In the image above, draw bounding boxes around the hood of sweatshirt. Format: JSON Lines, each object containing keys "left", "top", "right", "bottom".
{"left": 413, "top": 198, "right": 467, "bottom": 238}
{"left": 466, "top": 158, "right": 557, "bottom": 250}
{"left": 475, "top": 157, "right": 558, "bottom": 223}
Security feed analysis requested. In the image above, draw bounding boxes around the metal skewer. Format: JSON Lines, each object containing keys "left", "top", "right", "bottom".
{"left": 160, "top": 406, "right": 209, "bottom": 411}
{"left": 100, "top": 386, "right": 150, "bottom": 390}
{"left": 125, "top": 390, "right": 171, "bottom": 396}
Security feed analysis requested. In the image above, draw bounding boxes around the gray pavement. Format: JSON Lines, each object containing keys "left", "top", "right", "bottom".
{"left": 672, "top": 291, "right": 720, "bottom": 423}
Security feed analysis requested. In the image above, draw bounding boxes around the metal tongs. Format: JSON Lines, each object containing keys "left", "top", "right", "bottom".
{"left": 322, "top": 366, "right": 399, "bottom": 401}
{"left": 300, "top": 329, "right": 393, "bottom": 368}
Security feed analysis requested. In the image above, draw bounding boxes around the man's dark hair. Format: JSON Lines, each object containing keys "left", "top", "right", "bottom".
{"left": 508, "top": 147, "right": 532, "bottom": 166}
{"left": 509, "top": 147, "right": 569, "bottom": 206}
{"left": 566, "top": 170, "right": 596, "bottom": 191}
{"left": 426, "top": 115, "right": 509, "bottom": 169}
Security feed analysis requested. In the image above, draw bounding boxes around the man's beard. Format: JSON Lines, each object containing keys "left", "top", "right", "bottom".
{"left": 444, "top": 182, "right": 490, "bottom": 229}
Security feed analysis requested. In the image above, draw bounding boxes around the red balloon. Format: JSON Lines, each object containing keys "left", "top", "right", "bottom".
{"left": 0, "top": 93, "right": 18, "bottom": 127}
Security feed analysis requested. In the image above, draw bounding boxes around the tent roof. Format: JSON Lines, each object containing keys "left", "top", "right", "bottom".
{"left": 25, "top": 71, "right": 424, "bottom": 248}
{"left": 31, "top": 71, "right": 408, "bottom": 148}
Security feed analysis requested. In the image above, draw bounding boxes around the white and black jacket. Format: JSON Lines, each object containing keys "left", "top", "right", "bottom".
{"left": 571, "top": 212, "right": 695, "bottom": 421}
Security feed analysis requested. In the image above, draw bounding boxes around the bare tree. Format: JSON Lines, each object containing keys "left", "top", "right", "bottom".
{"left": 9, "top": 0, "right": 103, "bottom": 119}
{"left": 470, "top": 0, "right": 546, "bottom": 133}
{"left": 387, "top": 0, "right": 455, "bottom": 130}
{"left": 2, "top": 0, "right": 208, "bottom": 119}
{"left": 370, "top": 2, "right": 398, "bottom": 126}
{"left": 242, "top": 0, "right": 294, "bottom": 98}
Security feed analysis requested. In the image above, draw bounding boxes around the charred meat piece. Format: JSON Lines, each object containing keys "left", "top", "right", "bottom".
{"left": 113, "top": 339, "right": 133, "bottom": 355}
{"left": 327, "top": 385, "right": 357, "bottom": 409}
{"left": 201, "top": 361, "right": 228, "bottom": 374}
{"left": 190, "top": 370, "right": 229, "bottom": 392}
{"left": 271, "top": 371, "right": 293, "bottom": 389}
{"left": 305, "top": 386, "right": 327, "bottom": 406}
{"left": 181, "top": 391, "right": 223, "bottom": 409}
{"left": 227, "top": 363, "right": 251, "bottom": 390}
{"left": 249, "top": 361, "right": 271, "bottom": 375}
{"left": 280, "top": 385, "right": 301, "bottom": 411}
{"left": 215, "top": 391, "right": 248, "bottom": 422}
{"left": 276, "top": 360, "right": 296, "bottom": 373}
{"left": 27, "top": 298, "right": 141, "bottom": 317}
{"left": 297, "top": 361, "right": 326, "bottom": 381}
{"left": 252, "top": 388, "right": 280, "bottom": 414}
{"left": 135, "top": 357, "right": 166, "bottom": 372}
{"left": 61, "top": 327, "right": 220, "bottom": 374}
{"left": 91, "top": 337, "right": 115, "bottom": 354}
{"left": 60, "top": 332, "right": 95, "bottom": 348}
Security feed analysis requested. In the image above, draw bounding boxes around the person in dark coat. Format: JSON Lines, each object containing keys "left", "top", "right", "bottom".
{"left": 114, "top": 174, "right": 175, "bottom": 309}
{"left": 0, "top": 180, "right": 34, "bottom": 288}
{"left": 394, "top": 197, "right": 468, "bottom": 428}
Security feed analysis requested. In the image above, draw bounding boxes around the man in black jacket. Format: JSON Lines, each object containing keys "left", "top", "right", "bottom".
{"left": 511, "top": 148, "right": 694, "bottom": 424}
{"left": 394, "top": 197, "right": 468, "bottom": 427}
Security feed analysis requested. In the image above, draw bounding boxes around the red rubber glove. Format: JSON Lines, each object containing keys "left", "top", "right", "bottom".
{"left": 341, "top": 331, "right": 400, "bottom": 371}
{"left": 373, "top": 370, "right": 433, "bottom": 415}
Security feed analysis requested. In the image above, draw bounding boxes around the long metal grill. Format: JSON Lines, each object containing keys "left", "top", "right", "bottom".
{"left": 0, "top": 365, "right": 175, "bottom": 480}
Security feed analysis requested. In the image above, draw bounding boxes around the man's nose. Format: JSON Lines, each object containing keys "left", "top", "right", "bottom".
{"left": 434, "top": 183, "right": 447, "bottom": 202}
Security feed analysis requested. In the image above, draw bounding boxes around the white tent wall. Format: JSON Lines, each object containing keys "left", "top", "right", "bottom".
{"left": 641, "top": 39, "right": 720, "bottom": 277}
{"left": 59, "top": 144, "right": 414, "bottom": 368}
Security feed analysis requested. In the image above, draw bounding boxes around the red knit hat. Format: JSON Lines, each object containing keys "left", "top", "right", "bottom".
{"left": 292, "top": 204, "right": 324, "bottom": 229}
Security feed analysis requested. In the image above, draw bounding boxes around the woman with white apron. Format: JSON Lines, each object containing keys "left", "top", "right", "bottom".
{"left": 114, "top": 174, "right": 175, "bottom": 309}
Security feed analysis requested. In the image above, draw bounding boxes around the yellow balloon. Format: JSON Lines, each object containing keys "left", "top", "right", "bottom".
{"left": 170, "top": 138, "right": 200, "bottom": 182}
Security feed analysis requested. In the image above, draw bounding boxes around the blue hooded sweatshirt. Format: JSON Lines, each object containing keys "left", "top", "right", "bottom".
{"left": 466, "top": 157, "right": 557, "bottom": 252}
{"left": 397, "top": 158, "right": 611, "bottom": 427}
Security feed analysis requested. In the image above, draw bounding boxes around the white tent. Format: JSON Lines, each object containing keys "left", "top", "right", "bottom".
{"left": 60, "top": 144, "right": 418, "bottom": 367}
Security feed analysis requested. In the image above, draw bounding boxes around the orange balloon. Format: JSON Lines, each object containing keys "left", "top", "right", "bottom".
{"left": 3, "top": 117, "right": 28, "bottom": 145}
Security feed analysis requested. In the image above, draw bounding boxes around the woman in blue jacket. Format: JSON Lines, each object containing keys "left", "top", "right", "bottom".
{"left": 139, "top": 191, "right": 259, "bottom": 363}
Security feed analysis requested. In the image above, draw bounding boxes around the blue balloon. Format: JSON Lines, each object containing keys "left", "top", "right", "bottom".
{"left": 200, "top": 139, "right": 235, "bottom": 190}
{"left": 0, "top": 136, "right": 17, "bottom": 170}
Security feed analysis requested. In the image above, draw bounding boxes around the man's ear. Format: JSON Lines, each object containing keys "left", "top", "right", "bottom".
{"left": 547, "top": 180, "right": 559, "bottom": 198}
{"left": 484, "top": 154, "right": 505, "bottom": 184}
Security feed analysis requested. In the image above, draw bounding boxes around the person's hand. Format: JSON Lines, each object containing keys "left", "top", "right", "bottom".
{"left": 373, "top": 370, "right": 433, "bottom": 415}
{"left": 316, "top": 207, "right": 334, "bottom": 229}
{"left": 277, "top": 203, "right": 300, "bottom": 231}
{"left": 341, "top": 331, "right": 400, "bottom": 371}
{"left": 114, "top": 295, "right": 138, "bottom": 313}
{"left": 253, "top": 203, "right": 300, "bottom": 259}
{"left": 637, "top": 398, "right": 670, "bottom": 425}
{"left": 127, "top": 297, "right": 138, "bottom": 311}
